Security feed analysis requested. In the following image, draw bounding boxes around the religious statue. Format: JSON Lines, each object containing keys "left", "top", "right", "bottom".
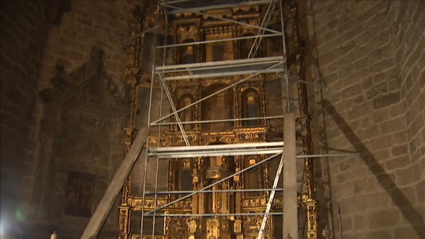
{"left": 182, "top": 46, "right": 196, "bottom": 64}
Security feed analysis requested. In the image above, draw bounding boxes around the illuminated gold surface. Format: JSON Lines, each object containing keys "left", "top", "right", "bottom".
{"left": 119, "top": 2, "right": 318, "bottom": 239}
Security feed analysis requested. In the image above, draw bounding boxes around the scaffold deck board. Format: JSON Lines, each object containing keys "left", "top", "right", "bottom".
{"left": 161, "top": 0, "right": 272, "bottom": 13}
{"left": 148, "top": 141, "right": 284, "bottom": 158}
{"left": 156, "top": 56, "right": 285, "bottom": 80}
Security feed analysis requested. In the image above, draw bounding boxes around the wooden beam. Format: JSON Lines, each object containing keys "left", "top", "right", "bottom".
{"left": 81, "top": 127, "right": 150, "bottom": 239}
{"left": 283, "top": 113, "right": 298, "bottom": 239}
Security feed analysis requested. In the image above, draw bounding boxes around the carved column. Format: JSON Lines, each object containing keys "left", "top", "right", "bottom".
{"left": 262, "top": 155, "right": 271, "bottom": 195}
{"left": 167, "top": 158, "right": 175, "bottom": 200}
{"left": 259, "top": 79, "right": 268, "bottom": 126}
{"left": 234, "top": 84, "right": 242, "bottom": 127}
{"left": 234, "top": 155, "right": 243, "bottom": 216}
{"left": 188, "top": 219, "right": 197, "bottom": 239}
{"left": 33, "top": 89, "right": 69, "bottom": 221}
{"left": 234, "top": 219, "right": 243, "bottom": 239}
{"left": 195, "top": 82, "right": 201, "bottom": 131}
{"left": 170, "top": 90, "right": 178, "bottom": 132}
{"left": 198, "top": 157, "right": 205, "bottom": 216}
{"left": 192, "top": 158, "right": 200, "bottom": 215}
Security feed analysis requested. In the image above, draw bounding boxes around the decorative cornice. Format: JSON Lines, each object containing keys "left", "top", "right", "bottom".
{"left": 46, "top": 46, "right": 130, "bottom": 108}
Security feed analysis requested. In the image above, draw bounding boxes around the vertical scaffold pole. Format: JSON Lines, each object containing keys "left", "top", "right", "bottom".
{"left": 283, "top": 113, "right": 298, "bottom": 239}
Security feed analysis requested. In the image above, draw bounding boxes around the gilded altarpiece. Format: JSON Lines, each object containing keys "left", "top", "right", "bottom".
{"left": 120, "top": 2, "right": 317, "bottom": 239}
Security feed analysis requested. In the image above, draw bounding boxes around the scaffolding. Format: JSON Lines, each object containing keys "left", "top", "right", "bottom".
{"left": 79, "top": 1, "right": 362, "bottom": 239}
{"left": 140, "top": 0, "right": 293, "bottom": 239}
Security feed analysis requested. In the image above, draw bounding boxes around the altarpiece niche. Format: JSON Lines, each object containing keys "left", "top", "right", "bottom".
{"left": 64, "top": 171, "right": 95, "bottom": 217}
{"left": 118, "top": 1, "right": 319, "bottom": 239}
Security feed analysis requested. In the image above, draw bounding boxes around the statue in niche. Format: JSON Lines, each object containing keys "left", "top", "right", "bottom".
{"left": 165, "top": 48, "right": 174, "bottom": 65}
{"left": 203, "top": 106, "right": 211, "bottom": 124}
{"left": 180, "top": 39, "right": 197, "bottom": 64}
{"left": 266, "top": 37, "right": 283, "bottom": 57}
{"left": 212, "top": 42, "right": 226, "bottom": 62}
{"left": 182, "top": 46, "right": 196, "bottom": 64}
{"left": 143, "top": 33, "right": 173, "bottom": 71}
{"left": 202, "top": 85, "right": 232, "bottom": 130}
{"left": 243, "top": 157, "right": 262, "bottom": 196}
{"left": 240, "top": 36, "right": 254, "bottom": 59}
{"left": 179, "top": 95, "right": 193, "bottom": 130}
{"left": 211, "top": 91, "right": 232, "bottom": 130}
{"left": 156, "top": 34, "right": 173, "bottom": 67}
{"left": 180, "top": 169, "right": 192, "bottom": 195}
{"left": 243, "top": 90, "right": 260, "bottom": 126}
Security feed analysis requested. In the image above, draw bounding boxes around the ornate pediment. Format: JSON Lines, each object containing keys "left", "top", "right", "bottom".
{"left": 70, "top": 78, "right": 118, "bottom": 108}
{"left": 46, "top": 46, "right": 129, "bottom": 108}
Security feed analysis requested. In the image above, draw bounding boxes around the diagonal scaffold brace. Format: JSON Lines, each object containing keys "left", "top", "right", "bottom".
{"left": 81, "top": 127, "right": 150, "bottom": 239}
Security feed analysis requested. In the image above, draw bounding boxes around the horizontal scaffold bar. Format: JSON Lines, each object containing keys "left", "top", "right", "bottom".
{"left": 156, "top": 56, "right": 283, "bottom": 71}
{"left": 148, "top": 149, "right": 283, "bottom": 158}
{"left": 143, "top": 152, "right": 282, "bottom": 215}
{"left": 149, "top": 142, "right": 284, "bottom": 158}
{"left": 162, "top": 0, "right": 273, "bottom": 15}
{"left": 142, "top": 188, "right": 284, "bottom": 194}
{"left": 150, "top": 115, "right": 284, "bottom": 126}
{"left": 151, "top": 141, "right": 284, "bottom": 151}
{"left": 160, "top": 65, "right": 285, "bottom": 80}
{"left": 151, "top": 62, "right": 281, "bottom": 125}
{"left": 156, "top": 33, "right": 282, "bottom": 49}
{"left": 143, "top": 212, "right": 284, "bottom": 217}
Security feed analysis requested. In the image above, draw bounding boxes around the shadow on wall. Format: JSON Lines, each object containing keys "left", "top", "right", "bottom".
{"left": 321, "top": 99, "right": 425, "bottom": 238}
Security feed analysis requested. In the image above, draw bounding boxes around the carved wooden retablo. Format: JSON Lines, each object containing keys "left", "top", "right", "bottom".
{"left": 119, "top": 1, "right": 318, "bottom": 239}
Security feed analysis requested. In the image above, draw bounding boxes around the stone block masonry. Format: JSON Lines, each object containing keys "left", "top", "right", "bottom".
{"left": 39, "top": 0, "right": 140, "bottom": 91}
{"left": 33, "top": 1, "right": 141, "bottom": 238}
{"left": 305, "top": 0, "right": 425, "bottom": 238}
{"left": 0, "top": 1, "right": 50, "bottom": 234}
{"left": 1, "top": 0, "right": 141, "bottom": 238}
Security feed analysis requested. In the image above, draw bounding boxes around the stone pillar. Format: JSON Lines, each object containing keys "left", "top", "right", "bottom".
{"left": 283, "top": 113, "right": 298, "bottom": 239}
{"left": 32, "top": 89, "right": 69, "bottom": 221}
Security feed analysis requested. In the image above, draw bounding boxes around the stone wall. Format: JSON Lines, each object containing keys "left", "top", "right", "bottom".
{"left": 31, "top": 0, "right": 141, "bottom": 237}
{"left": 305, "top": 0, "right": 425, "bottom": 238}
{"left": 38, "top": 0, "right": 139, "bottom": 91}
{"left": 1, "top": 0, "right": 141, "bottom": 238}
{"left": 0, "top": 0, "right": 51, "bottom": 236}
{"left": 32, "top": 46, "right": 130, "bottom": 238}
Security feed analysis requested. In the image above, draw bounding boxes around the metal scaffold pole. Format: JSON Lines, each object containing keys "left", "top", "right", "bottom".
{"left": 282, "top": 113, "right": 298, "bottom": 239}
{"left": 139, "top": 1, "right": 318, "bottom": 239}
{"left": 143, "top": 1, "right": 291, "bottom": 239}
{"left": 76, "top": 1, "right": 358, "bottom": 239}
